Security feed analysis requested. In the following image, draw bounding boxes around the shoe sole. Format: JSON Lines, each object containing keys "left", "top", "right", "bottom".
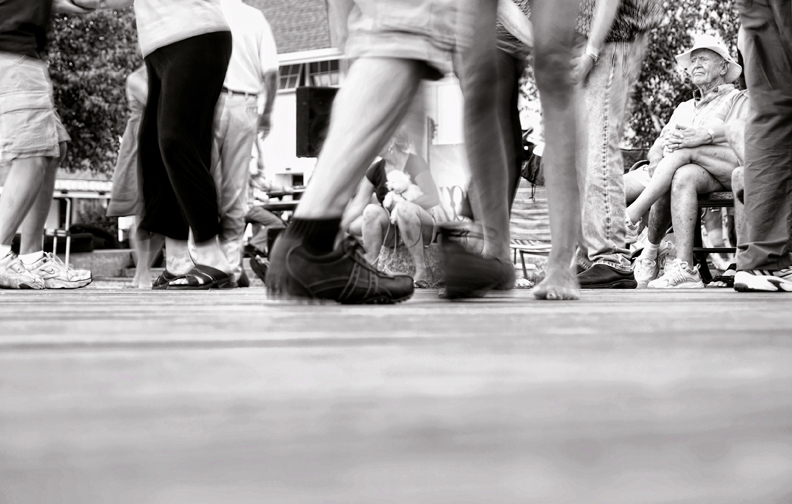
{"left": 44, "top": 278, "right": 92, "bottom": 289}
{"left": 580, "top": 280, "right": 637, "bottom": 289}
{"left": 734, "top": 277, "right": 792, "bottom": 292}
{"left": 647, "top": 282, "right": 704, "bottom": 289}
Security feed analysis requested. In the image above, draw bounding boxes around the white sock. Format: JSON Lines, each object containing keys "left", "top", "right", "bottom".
{"left": 0, "top": 244, "right": 12, "bottom": 259}
{"left": 640, "top": 242, "right": 660, "bottom": 260}
{"left": 19, "top": 251, "right": 44, "bottom": 265}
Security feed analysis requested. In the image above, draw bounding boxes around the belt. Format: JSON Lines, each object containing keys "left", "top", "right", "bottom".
{"left": 222, "top": 87, "right": 258, "bottom": 99}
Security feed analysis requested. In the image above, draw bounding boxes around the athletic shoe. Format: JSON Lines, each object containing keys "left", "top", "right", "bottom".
{"left": 656, "top": 240, "right": 677, "bottom": 275}
{"left": 647, "top": 259, "right": 704, "bottom": 289}
{"left": 634, "top": 241, "right": 676, "bottom": 288}
{"left": 0, "top": 251, "right": 45, "bottom": 289}
{"left": 633, "top": 257, "right": 658, "bottom": 288}
{"left": 734, "top": 268, "right": 792, "bottom": 292}
{"left": 266, "top": 235, "right": 414, "bottom": 304}
{"left": 25, "top": 252, "right": 92, "bottom": 289}
{"left": 577, "top": 263, "right": 637, "bottom": 289}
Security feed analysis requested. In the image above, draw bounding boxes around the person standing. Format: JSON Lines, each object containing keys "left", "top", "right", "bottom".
{"left": 0, "top": 0, "right": 95, "bottom": 290}
{"left": 100, "top": 0, "right": 234, "bottom": 290}
{"left": 733, "top": 0, "right": 792, "bottom": 292}
{"left": 209, "top": 0, "right": 279, "bottom": 288}
{"left": 572, "top": 0, "right": 662, "bottom": 289}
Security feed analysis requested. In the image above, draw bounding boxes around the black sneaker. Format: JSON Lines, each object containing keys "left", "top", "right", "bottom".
{"left": 439, "top": 227, "right": 511, "bottom": 299}
{"left": 577, "top": 263, "right": 637, "bottom": 289}
{"left": 249, "top": 255, "right": 269, "bottom": 283}
{"left": 265, "top": 235, "right": 414, "bottom": 304}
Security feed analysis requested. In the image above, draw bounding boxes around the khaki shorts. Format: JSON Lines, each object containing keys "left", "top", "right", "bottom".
{"left": 344, "top": 0, "right": 470, "bottom": 79}
{"left": 0, "top": 52, "right": 70, "bottom": 163}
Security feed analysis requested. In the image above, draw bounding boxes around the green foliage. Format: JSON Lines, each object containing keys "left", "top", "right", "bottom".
{"left": 46, "top": 9, "right": 141, "bottom": 174}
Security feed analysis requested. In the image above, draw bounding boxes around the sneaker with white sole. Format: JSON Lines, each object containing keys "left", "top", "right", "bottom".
{"left": 25, "top": 252, "right": 92, "bottom": 289}
{"left": 734, "top": 269, "right": 792, "bottom": 292}
{"left": 633, "top": 257, "right": 658, "bottom": 288}
{"left": 647, "top": 259, "right": 704, "bottom": 289}
{"left": 0, "top": 251, "right": 45, "bottom": 289}
{"left": 634, "top": 241, "right": 676, "bottom": 288}
{"left": 656, "top": 240, "right": 677, "bottom": 275}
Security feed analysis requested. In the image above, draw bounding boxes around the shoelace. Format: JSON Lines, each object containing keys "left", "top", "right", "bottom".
{"left": 340, "top": 237, "right": 380, "bottom": 300}
{"left": 664, "top": 261, "right": 694, "bottom": 285}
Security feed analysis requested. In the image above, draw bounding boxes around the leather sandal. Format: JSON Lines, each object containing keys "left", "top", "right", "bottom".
{"left": 166, "top": 264, "right": 233, "bottom": 290}
{"left": 152, "top": 269, "right": 178, "bottom": 290}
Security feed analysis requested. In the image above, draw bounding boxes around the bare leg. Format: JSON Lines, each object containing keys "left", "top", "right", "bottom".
{"left": 458, "top": 0, "right": 510, "bottom": 263}
{"left": 131, "top": 220, "right": 165, "bottom": 289}
{"left": 627, "top": 149, "right": 694, "bottom": 223}
{"left": 392, "top": 201, "right": 434, "bottom": 283}
{"left": 669, "top": 164, "right": 724, "bottom": 265}
{"left": 0, "top": 156, "right": 55, "bottom": 249}
{"left": 646, "top": 191, "right": 672, "bottom": 246}
{"left": 18, "top": 143, "right": 66, "bottom": 254}
{"left": 164, "top": 236, "right": 193, "bottom": 276}
{"left": 531, "top": 0, "right": 582, "bottom": 301}
{"left": 361, "top": 204, "right": 389, "bottom": 265}
{"left": 628, "top": 145, "right": 741, "bottom": 223}
{"left": 293, "top": 59, "right": 425, "bottom": 219}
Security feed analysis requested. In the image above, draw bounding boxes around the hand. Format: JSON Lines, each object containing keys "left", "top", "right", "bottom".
{"left": 666, "top": 124, "right": 709, "bottom": 150}
{"left": 53, "top": 0, "right": 98, "bottom": 14}
{"left": 258, "top": 113, "right": 272, "bottom": 139}
{"left": 571, "top": 53, "right": 596, "bottom": 85}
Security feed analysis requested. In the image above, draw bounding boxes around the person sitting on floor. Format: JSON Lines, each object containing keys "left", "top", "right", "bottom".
{"left": 622, "top": 34, "right": 749, "bottom": 288}
{"left": 344, "top": 128, "right": 439, "bottom": 289}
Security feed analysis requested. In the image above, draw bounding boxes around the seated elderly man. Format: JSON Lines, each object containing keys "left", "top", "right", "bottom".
{"left": 623, "top": 34, "right": 749, "bottom": 288}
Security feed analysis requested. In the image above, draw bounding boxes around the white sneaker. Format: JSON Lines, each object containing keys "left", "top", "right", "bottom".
{"left": 648, "top": 259, "right": 704, "bottom": 289}
{"left": 634, "top": 258, "right": 658, "bottom": 288}
{"left": 25, "top": 252, "right": 92, "bottom": 289}
{"left": 0, "top": 251, "right": 45, "bottom": 289}
{"left": 734, "top": 269, "right": 792, "bottom": 292}
{"left": 656, "top": 240, "right": 677, "bottom": 275}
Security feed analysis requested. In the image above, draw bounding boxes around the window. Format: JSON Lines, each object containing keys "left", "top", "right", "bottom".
{"left": 278, "top": 64, "right": 303, "bottom": 90}
{"left": 307, "top": 60, "right": 340, "bottom": 87}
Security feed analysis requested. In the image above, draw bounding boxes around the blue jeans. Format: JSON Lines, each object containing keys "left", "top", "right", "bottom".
{"left": 577, "top": 37, "right": 647, "bottom": 271}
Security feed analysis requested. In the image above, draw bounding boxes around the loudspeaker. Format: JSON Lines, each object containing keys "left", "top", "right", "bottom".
{"left": 296, "top": 86, "right": 339, "bottom": 158}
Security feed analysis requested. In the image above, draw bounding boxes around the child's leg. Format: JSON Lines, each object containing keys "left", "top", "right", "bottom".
{"left": 627, "top": 148, "right": 693, "bottom": 223}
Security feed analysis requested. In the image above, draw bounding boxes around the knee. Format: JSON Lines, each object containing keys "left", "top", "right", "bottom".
{"left": 670, "top": 166, "right": 698, "bottom": 194}
{"left": 362, "top": 204, "right": 386, "bottom": 225}
{"left": 392, "top": 201, "right": 420, "bottom": 224}
{"left": 533, "top": 49, "right": 575, "bottom": 100}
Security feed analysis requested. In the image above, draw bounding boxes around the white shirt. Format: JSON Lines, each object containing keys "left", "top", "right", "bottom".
{"left": 135, "top": 0, "right": 230, "bottom": 58}
{"left": 220, "top": 0, "right": 279, "bottom": 95}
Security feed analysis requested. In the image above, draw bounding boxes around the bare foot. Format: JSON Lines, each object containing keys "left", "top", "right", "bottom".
{"left": 532, "top": 267, "right": 580, "bottom": 300}
{"left": 132, "top": 273, "right": 151, "bottom": 290}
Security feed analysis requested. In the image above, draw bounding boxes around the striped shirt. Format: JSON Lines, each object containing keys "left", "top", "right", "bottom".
{"left": 576, "top": 0, "right": 662, "bottom": 43}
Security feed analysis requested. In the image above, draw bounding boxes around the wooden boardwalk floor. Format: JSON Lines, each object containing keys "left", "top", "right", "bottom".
{"left": 1, "top": 285, "right": 791, "bottom": 503}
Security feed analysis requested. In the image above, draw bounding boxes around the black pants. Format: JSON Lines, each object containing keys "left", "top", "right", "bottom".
{"left": 737, "top": 0, "right": 792, "bottom": 270}
{"left": 138, "top": 31, "right": 232, "bottom": 242}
